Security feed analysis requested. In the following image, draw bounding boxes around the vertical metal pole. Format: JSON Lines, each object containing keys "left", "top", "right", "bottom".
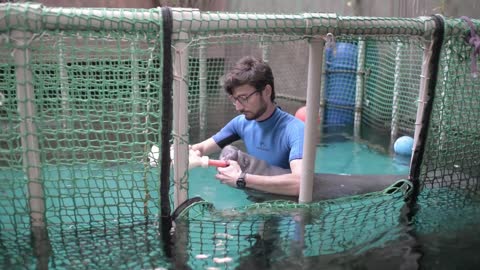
{"left": 14, "top": 31, "right": 52, "bottom": 267}
{"left": 318, "top": 43, "right": 327, "bottom": 138}
{"left": 12, "top": 30, "right": 46, "bottom": 228}
{"left": 390, "top": 41, "right": 403, "bottom": 150}
{"left": 131, "top": 36, "right": 140, "bottom": 129}
{"left": 198, "top": 40, "right": 207, "bottom": 140}
{"left": 353, "top": 39, "right": 366, "bottom": 138}
{"left": 412, "top": 40, "right": 434, "bottom": 170}
{"left": 57, "top": 33, "right": 71, "bottom": 129}
{"left": 438, "top": 43, "right": 451, "bottom": 153}
{"left": 172, "top": 42, "right": 189, "bottom": 209}
{"left": 261, "top": 35, "right": 271, "bottom": 63}
{"left": 299, "top": 38, "right": 324, "bottom": 203}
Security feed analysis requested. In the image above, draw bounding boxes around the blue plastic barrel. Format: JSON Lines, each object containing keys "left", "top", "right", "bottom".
{"left": 324, "top": 43, "right": 358, "bottom": 125}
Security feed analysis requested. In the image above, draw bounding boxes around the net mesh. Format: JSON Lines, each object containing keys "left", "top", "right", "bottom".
{"left": 172, "top": 191, "right": 408, "bottom": 269}
{"left": 420, "top": 18, "right": 480, "bottom": 192}
{"left": 1, "top": 4, "right": 169, "bottom": 269}
{"left": 0, "top": 4, "right": 479, "bottom": 269}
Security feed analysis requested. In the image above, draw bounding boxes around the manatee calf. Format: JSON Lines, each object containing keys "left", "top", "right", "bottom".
{"left": 219, "top": 145, "right": 409, "bottom": 202}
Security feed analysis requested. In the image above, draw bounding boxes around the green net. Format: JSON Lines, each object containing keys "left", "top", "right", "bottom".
{"left": 420, "top": 18, "right": 480, "bottom": 192}
{"left": 0, "top": 4, "right": 170, "bottom": 268}
{"left": 171, "top": 191, "right": 408, "bottom": 269}
{"left": 0, "top": 3, "right": 479, "bottom": 269}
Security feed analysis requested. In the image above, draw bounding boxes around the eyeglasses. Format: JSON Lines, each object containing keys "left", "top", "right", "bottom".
{"left": 229, "top": 90, "right": 259, "bottom": 106}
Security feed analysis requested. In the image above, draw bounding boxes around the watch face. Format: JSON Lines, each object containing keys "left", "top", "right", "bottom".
{"left": 236, "top": 178, "right": 246, "bottom": 189}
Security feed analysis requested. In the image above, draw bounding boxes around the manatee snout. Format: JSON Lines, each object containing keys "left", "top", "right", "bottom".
{"left": 220, "top": 145, "right": 239, "bottom": 161}
{"left": 219, "top": 145, "right": 251, "bottom": 171}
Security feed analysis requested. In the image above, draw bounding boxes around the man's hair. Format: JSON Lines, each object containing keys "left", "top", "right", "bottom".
{"left": 223, "top": 56, "right": 275, "bottom": 101}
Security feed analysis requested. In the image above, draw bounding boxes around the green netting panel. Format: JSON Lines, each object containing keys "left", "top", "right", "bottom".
{"left": 413, "top": 188, "right": 480, "bottom": 235}
{"left": 419, "top": 18, "right": 480, "bottom": 194}
{"left": 362, "top": 38, "right": 422, "bottom": 135}
{"left": 0, "top": 29, "right": 165, "bottom": 225}
{"left": 183, "top": 34, "right": 424, "bottom": 145}
{"left": 0, "top": 219, "right": 171, "bottom": 269}
{"left": 0, "top": 4, "right": 170, "bottom": 268}
{"left": 185, "top": 34, "right": 310, "bottom": 143}
{"left": 172, "top": 190, "right": 409, "bottom": 269}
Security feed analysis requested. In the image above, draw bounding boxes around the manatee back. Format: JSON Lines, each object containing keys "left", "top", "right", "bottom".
{"left": 312, "top": 174, "right": 408, "bottom": 200}
{"left": 220, "top": 145, "right": 406, "bottom": 201}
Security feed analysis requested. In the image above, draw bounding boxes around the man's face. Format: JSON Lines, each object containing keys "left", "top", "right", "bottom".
{"left": 230, "top": 84, "right": 267, "bottom": 120}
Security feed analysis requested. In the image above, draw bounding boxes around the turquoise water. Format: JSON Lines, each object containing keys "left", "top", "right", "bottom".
{"left": 314, "top": 140, "right": 409, "bottom": 175}
{"left": 188, "top": 166, "right": 251, "bottom": 209}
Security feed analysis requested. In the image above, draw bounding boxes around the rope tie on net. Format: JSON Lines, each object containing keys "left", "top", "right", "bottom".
{"left": 461, "top": 16, "right": 480, "bottom": 78}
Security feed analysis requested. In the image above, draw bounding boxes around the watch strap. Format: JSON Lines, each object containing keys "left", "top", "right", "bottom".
{"left": 236, "top": 171, "right": 247, "bottom": 189}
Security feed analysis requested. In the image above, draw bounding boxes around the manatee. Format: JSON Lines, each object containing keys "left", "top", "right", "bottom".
{"left": 219, "top": 145, "right": 409, "bottom": 202}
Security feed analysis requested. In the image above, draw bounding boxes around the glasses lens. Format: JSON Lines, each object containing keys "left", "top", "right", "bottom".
{"left": 229, "top": 96, "right": 239, "bottom": 105}
{"left": 230, "top": 96, "right": 247, "bottom": 105}
{"left": 230, "top": 90, "right": 258, "bottom": 105}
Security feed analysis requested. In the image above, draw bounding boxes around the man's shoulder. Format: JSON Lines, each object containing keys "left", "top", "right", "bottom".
{"left": 276, "top": 108, "right": 305, "bottom": 126}
{"left": 227, "top": 114, "right": 246, "bottom": 125}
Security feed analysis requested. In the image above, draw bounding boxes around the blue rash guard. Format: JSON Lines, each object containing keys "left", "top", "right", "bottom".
{"left": 212, "top": 107, "right": 305, "bottom": 169}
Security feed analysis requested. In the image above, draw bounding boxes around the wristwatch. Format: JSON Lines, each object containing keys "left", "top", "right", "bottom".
{"left": 236, "top": 172, "right": 247, "bottom": 189}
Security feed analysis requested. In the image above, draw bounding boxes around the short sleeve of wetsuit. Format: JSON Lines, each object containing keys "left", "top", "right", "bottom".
{"left": 286, "top": 118, "right": 304, "bottom": 162}
{"left": 211, "top": 115, "right": 243, "bottom": 148}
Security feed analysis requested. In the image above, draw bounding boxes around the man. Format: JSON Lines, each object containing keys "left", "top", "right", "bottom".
{"left": 191, "top": 56, "right": 305, "bottom": 196}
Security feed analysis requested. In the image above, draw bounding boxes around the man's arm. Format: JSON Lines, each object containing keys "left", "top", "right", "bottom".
{"left": 215, "top": 159, "right": 302, "bottom": 196}
{"left": 191, "top": 137, "right": 221, "bottom": 157}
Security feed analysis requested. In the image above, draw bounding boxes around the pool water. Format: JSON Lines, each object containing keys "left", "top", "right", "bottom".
{"left": 315, "top": 140, "right": 410, "bottom": 174}
{"left": 188, "top": 166, "right": 251, "bottom": 209}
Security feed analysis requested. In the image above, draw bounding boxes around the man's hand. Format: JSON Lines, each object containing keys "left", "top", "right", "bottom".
{"left": 189, "top": 144, "right": 202, "bottom": 157}
{"left": 215, "top": 160, "right": 242, "bottom": 188}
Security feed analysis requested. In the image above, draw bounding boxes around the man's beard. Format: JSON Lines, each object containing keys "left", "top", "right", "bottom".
{"left": 244, "top": 100, "right": 267, "bottom": 120}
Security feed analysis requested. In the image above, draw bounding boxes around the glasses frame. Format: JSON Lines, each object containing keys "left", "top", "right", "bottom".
{"left": 229, "top": 90, "right": 260, "bottom": 106}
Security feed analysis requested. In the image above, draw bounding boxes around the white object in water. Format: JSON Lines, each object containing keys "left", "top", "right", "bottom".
{"left": 213, "top": 257, "right": 233, "bottom": 264}
{"left": 0, "top": 92, "right": 4, "bottom": 106}
{"left": 148, "top": 145, "right": 161, "bottom": 167}
{"left": 195, "top": 254, "right": 210, "bottom": 259}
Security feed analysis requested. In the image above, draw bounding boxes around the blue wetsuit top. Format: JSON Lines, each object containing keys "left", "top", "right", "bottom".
{"left": 212, "top": 107, "right": 305, "bottom": 169}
